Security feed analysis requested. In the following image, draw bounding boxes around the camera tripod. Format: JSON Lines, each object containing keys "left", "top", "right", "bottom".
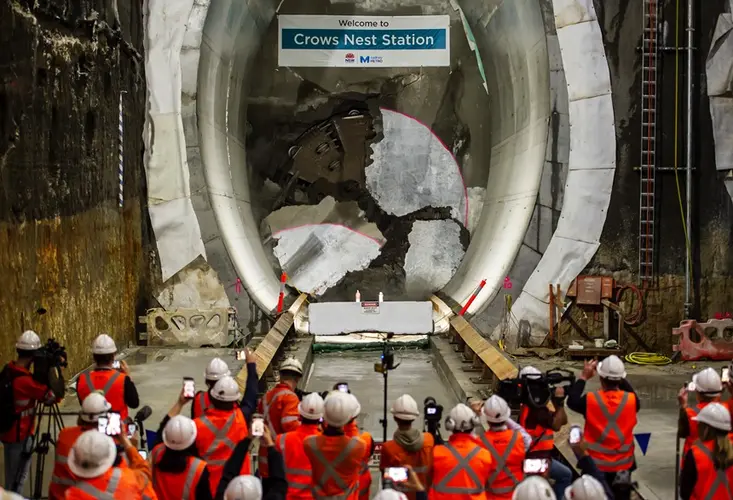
{"left": 13, "top": 402, "right": 73, "bottom": 499}
{"left": 375, "top": 333, "right": 400, "bottom": 443}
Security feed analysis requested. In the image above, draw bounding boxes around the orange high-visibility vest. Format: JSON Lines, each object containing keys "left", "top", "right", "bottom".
{"left": 518, "top": 405, "right": 554, "bottom": 453}
{"left": 192, "top": 391, "right": 213, "bottom": 419}
{"left": 275, "top": 424, "right": 321, "bottom": 500}
{"left": 684, "top": 401, "right": 718, "bottom": 455}
{"left": 150, "top": 443, "right": 206, "bottom": 500}
{"left": 478, "top": 429, "right": 525, "bottom": 499}
{"left": 429, "top": 434, "right": 492, "bottom": 500}
{"left": 257, "top": 384, "right": 300, "bottom": 477}
{"left": 49, "top": 426, "right": 86, "bottom": 499}
{"left": 356, "top": 432, "right": 373, "bottom": 500}
{"left": 195, "top": 408, "right": 250, "bottom": 493}
{"left": 689, "top": 439, "right": 733, "bottom": 500}
{"left": 303, "top": 434, "right": 366, "bottom": 500}
{"left": 63, "top": 467, "right": 151, "bottom": 499}
{"left": 380, "top": 433, "right": 434, "bottom": 500}
{"left": 584, "top": 390, "right": 637, "bottom": 472}
{"left": 77, "top": 369, "right": 128, "bottom": 420}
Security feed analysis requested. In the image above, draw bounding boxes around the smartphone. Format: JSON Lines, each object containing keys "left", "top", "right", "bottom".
{"left": 98, "top": 412, "right": 121, "bottom": 436}
{"left": 127, "top": 423, "right": 137, "bottom": 439}
{"left": 722, "top": 367, "right": 730, "bottom": 384}
{"left": 97, "top": 416, "right": 108, "bottom": 434}
{"left": 183, "top": 377, "right": 195, "bottom": 399}
{"left": 569, "top": 425, "right": 582, "bottom": 444}
{"left": 236, "top": 350, "right": 246, "bottom": 361}
{"left": 426, "top": 407, "right": 437, "bottom": 415}
{"left": 386, "top": 467, "right": 408, "bottom": 482}
{"left": 252, "top": 416, "right": 264, "bottom": 437}
{"left": 337, "top": 383, "right": 349, "bottom": 393}
{"left": 523, "top": 459, "right": 550, "bottom": 474}
{"left": 687, "top": 381, "right": 696, "bottom": 392}
{"left": 138, "top": 450, "right": 148, "bottom": 460}
{"left": 112, "top": 360, "right": 120, "bottom": 369}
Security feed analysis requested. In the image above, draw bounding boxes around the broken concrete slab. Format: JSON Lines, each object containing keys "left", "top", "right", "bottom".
{"left": 404, "top": 220, "right": 465, "bottom": 298}
{"left": 155, "top": 255, "right": 230, "bottom": 310}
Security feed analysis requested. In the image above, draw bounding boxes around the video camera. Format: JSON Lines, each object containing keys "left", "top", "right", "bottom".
{"left": 423, "top": 397, "right": 443, "bottom": 438}
{"left": 32, "top": 339, "right": 67, "bottom": 397}
{"left": 497, "top": 368, "right": 575, "bottom": 409}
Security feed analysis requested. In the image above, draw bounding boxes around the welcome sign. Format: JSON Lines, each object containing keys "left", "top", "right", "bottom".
{"left": 278, "top": 15, "right": 450, "bottom": 68}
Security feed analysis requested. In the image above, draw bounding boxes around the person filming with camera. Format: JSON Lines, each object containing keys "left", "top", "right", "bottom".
{"left": 567, "top": 356, "right": 640, "bottom": 500}
{"left": 76, "top": 334, "right": 140, "bottom": 423}
{"left": 678, "top": 367, "right": 725, "bottom": 456}
{"left": 515, "top": 366, "right": 572, "bottom": 498}
{"left": 0, "top": 330, "right": 63, "bottom": 493}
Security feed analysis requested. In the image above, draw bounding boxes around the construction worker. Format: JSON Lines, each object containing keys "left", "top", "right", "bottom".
{"left": 343, "top": 394, "right": 374, "bottom": 500}
{"left": 567, "top": 356, "right": 639, "bottom": 500}
{"left": 678, "top": 367, "right": 724, "bottom": 455}
{"left": 49, "top": 393, "right": 112, "bottom": 499}
{"left": 77, "top": 333, "right": 139, "bottom": 421}
{"left": 516, "top": 366, "right": 572, "bottom": 498}
{"left": 477, "top": 395, "right": 527, "bottom": 499}
{"left": 566, "top": 426, "right": 614, "bottom": 498}
{"left": 64, "top": 429, "right": 154, "bottom": 499}
{"left": 511, "top": 475, "right": 556, "bottom": 500}
{"left": 564, "top": 475, "right": 610, "bottom": 500}
{"left": 223, "top": 471, "right": 289, "bottom": 500}
{"left": 257, "top": 357, "right": 304, "bottom": 477}
{"left": 273, "top": 392, "right": 324, "bottom": 499}
{"left": 429, "top": 403, "right": 493, "bottom": 500}
{"left": 679, "top": 403, "right": 733, "bottom": 500}
{"left": 150, "top": 415, "right": 211, "bottom": 500}
{"left": 194, "top": 376, "right": 251, "bottom": 493}
{"left": 0, "top": 330, "right": 59, "bottom": 493}
{"left": 193, "top": 357, "right": 231, "bottom": 418}
{"left": 380, "top": 395, "right": 435, "bottom": 500}
{"left": 303, "top": 391, "right": 366, "bottom": 500}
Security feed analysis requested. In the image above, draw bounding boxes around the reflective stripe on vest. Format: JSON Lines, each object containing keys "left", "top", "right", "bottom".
{"left": 73, "top": 468, "right": 122, "bottom": 500}
{"left": 279, "top": 434, "right": 312, "bottom": 488}
{"left": 263, "top": 388, "right": 293, "bottom": 435}
{"left": 199, "top": 413, "right": 237, "bottom": 466}
{"left": 693, "top": 440, "right": 732, "bottom": 500}
{"left": 481, "top": 431, "right": 521, "bottom": 495}
{"left": 197, "top": 392, "right": 209, "bottom": 415}
{"left": 305, "top": 437, "right": 360, "bottom": 499}
{"left": 50, "top": 451, "right": 76, "bottom": 486}
{"left": 587, "top": 391, "right": 633, "bottom": 455}
{"left": 432, "top": 444, "right": 485, "bottom": 495}
{"left": 83, "top": 371, "right": 121, "bottom": 397}
{"left": 181, "top": 458, "right": 205, "bottom": 499}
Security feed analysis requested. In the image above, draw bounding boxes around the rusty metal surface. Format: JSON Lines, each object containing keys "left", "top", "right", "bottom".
{"left": 672, "top": 318, "right": 733, "bottom": 361}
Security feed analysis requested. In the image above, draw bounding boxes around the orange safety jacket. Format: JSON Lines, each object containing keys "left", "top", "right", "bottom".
{"left": 429, "top": 434, "right": 492, "bottom": 500}
{"left": 195, "top": 407, "right": 250, "bottom": 493}
{"left": 77, "top": 369, "right": 128, "bottom": 421}
{"left": 274, "top": 424, "right": 321, "bottom": 499}
{"left": 63, "top": 467, "right": 154, "bottom": 500}
{"left": 477, "top": 429, "right": 525, "bottom": 499}
{"left": 303, "top": 433, "right": 366, "bottom": 500}
{"left": 689, "top": 439, "right": 733, "bottom": 500}
{"left": 518, "top": 405, "right": 554, "bottom": 453}
{"left": 257, "top": 383, "right": 300, "bottom": 477}
{"left": 684, "top": 401, "right": 718, "bottom": 455}
{"left": 380, "top": 433, "right": 434, "bottom": 500}
{"left": 50, "top": 426, "right": 88, "bottom": 499}
{"left": 192, "top": 391, "right": 213, "bottom": 419}
{"left": 150, "top": 443, "right": 207, "bottom": 500}
{"left": 584, "top": 389, "right": 637, "bottom": 472}
{"left": 357, "top": 432, "right": 373, "bottom": 500}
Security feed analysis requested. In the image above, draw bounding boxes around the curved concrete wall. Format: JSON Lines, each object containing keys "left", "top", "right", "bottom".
{"left": 198, "top": 0, "right": 551, "bottom": 316}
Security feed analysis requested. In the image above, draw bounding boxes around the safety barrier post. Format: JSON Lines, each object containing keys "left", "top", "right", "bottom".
{"left": 458, "top": 279, "right": 487, "bottom": 316}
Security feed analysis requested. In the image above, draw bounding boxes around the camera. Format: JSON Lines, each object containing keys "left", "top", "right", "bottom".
{"left": 32, "top": 339, "right": 67, "bottom": 396}
{"left": 497, "top": 367, "right": 574, "bottom": 409}
{"left": 423, "top": 397, "right": 443, "bottom": 438}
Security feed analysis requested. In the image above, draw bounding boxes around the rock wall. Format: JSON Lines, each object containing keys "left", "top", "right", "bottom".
{"left": 0, "top": 0, "right": 153, "bottom": 374}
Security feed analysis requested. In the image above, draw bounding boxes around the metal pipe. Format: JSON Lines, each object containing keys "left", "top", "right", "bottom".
{"left": 684, "top": 0, "right": 694, "bottom": 317}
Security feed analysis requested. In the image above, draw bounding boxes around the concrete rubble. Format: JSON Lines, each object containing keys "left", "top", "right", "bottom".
{"left": 404, "top": 220, "right": 465, "bottom": 298}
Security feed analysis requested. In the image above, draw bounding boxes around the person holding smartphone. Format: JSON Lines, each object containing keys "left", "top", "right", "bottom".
{"left": 678, "top": 367, "right": 724, "bottom": 456}
{"left": 566, "top": 426, "right": 614, "bottom": 499}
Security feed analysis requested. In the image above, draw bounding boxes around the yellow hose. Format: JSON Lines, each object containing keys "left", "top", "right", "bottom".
{"left": 625, "top": 352, "right": 672, "bottom": 366}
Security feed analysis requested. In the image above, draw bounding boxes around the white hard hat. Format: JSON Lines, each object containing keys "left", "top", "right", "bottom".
{"left": 298, "top": 393, "right": 325, "bottom": 420}
{"left": 211, "top": 376, "right": 241, "bottom": 402}
{"left": 324, "top": 391, "right": 356, "bottom": 427}
{"left": 564, "top": 475, "right": 608, "bottom": 500}
{"left": 80, "top": 393, "right": 112, "bottom": 424}
{"left": 279, "top": 357, "right": 303, "bottom": 376}
{"left": 692, "top": 402, "right": 732, "bottom": 432}
{"left": 391, "top": 394, "right": 420, "bottom": 421}
{"left": 692, "top": 367, "right": 722, "bottom": 394}
{"left": 16, "top": 330, "right": 41, "bottom": 351}
{"left": 91, "top": 334, "right": 117, "bottom": 355}
{"left": 68, "top": 430, "right": 117, "bottom": 479}
{"left": 512, "top": 475, "right": 557, "bottom": 500}
{"left": 446, "top": 403, "right": 477, "bottom": 433}
{"left": 372, "top": 489, "right": 408, "bottom": 500}
{"left": 205, "top": 357, "right": 231, "bottom": 381}
{"left": 483, "top": 395, "right": 511, "bottom": 424}
{"left": 224, "top": 475, "right": 263, "bottom": 500}
{"left": 163, "top": 415, "right": 198, "bottom": 450}
{"left": 520, "top": 366, "right": 542, "bottom": 378}
{"left": 0, "top": 487, "right": 28, "bottom": 500}
{"left": 596, "top": 355, "right": 626, "bottom": 380}
{"left": 348, "top": 393, "right": 361, "bottom": 419}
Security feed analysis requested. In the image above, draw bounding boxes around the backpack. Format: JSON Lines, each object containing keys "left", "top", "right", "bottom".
{"left": 0, "top": 364, "right": 22, "bottom": 435}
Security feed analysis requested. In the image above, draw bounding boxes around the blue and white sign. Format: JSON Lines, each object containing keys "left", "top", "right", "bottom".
{"left": 278, "top": 15, "right": 450, "bottom": 68}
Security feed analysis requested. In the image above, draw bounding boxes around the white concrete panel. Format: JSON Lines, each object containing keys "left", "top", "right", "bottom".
{"left": 553, "top": 0, "right": 597, "bottom": 30}
{"left": 554, "top": 168, "right": 614, "bottom": 244}
{"left": 568, "top": 94, "right": 616, "bottom": 170}
{"left": 557, "top": 21, "right": 612, "bottom": 102}
{"left": 309, "top": 302, "right": 433, "bottom": 335}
